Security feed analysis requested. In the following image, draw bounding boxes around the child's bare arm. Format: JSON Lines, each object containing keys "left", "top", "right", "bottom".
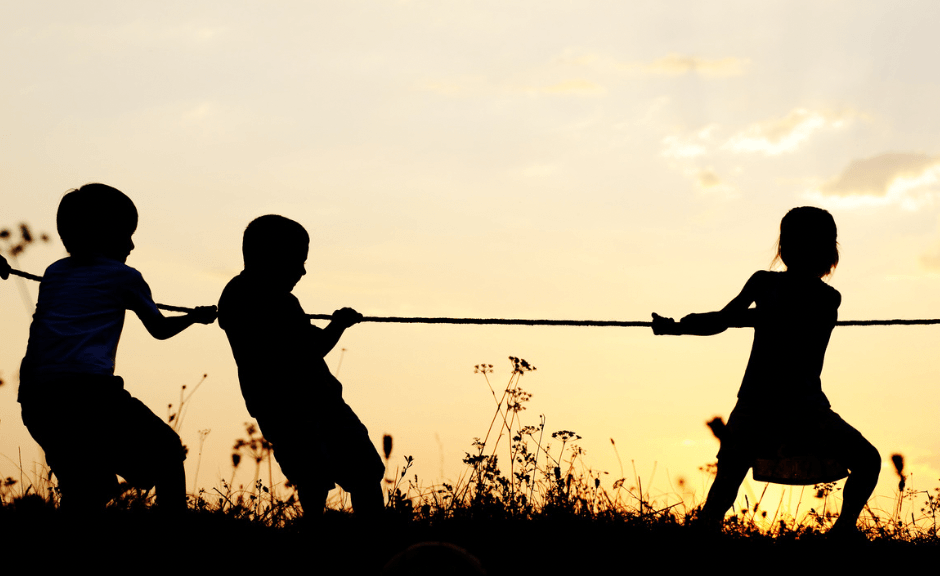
{"left": 314, "top": 307, "right": 362, "bottom": 356}
{"left": 139, "top": 305, "right": 218, "bottom": 340}
{"left": 652, "top": 311, "right": 739, "bottom": 335}
{"left": 652, "top": 272, "right": 762, "bottom": 336}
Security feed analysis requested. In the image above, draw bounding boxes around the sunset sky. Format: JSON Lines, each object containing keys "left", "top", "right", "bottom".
{"left": 3, "top": 1, "right": 940, "bottom": 519}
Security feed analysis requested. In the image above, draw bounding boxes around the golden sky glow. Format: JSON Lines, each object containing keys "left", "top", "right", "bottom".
{"left": 3, "top": 1, "right": 940, "bottom": 520}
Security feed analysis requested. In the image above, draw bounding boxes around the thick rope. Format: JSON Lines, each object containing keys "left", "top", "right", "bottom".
{"left": 10, "top": 268, "right": 940, "bottom": 327}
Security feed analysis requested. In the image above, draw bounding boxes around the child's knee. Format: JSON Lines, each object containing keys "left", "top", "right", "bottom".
{"left": 865, "top": 444, "right": 881, "bottom": 474}
{"left": 850, "top": 441, "right": 881, "bottom": 479}
{"left": 145, "top": 427, "right": 187, "bottom": 472}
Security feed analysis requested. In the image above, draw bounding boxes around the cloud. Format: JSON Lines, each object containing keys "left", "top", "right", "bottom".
{"left": 723, "top": 109, "right": 852, "bottom": 155}
{"left": 421, "top": 51, "right": 748, "bottom": 98}
{"left": 693, "top": 168, "right": 737, "bottom": 199}
{"left": 417, "top": 76, "right": 604, "bottom": 97}
{"left": 556, "top": 51, "right": 749, "bottom": 78}
{"left": 661, "top": 125, "right": 718, "bottom": 159}
{"left": 820, "top": 153, "right": 940, "bottom": 196}
{"left": 697, "top": 168, "right": 722, "bottom": 188}
{"left": 807, "top": 153, "right": 940, "bottom": 210}
{"left": 538, "top": 79, "right": 605, "bottom": 96}
{"left": 919, "top": 248, "right": 940, "bottom": 271}
{"left": 418, "top": 76, "right": 488, "bottom": 96}
{"left": 646, "top": 54, "right": 749, "bottom": 77}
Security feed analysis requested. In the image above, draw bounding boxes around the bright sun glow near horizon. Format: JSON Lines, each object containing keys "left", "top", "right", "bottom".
{"left": 3, "top": 1, "right": 940, "bottom": 522}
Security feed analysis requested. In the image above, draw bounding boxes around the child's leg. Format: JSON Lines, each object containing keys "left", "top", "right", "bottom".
{"left": 254, "top": 416, "right": 332, "bottom": 515}
{"left": 20, "top": 388, "right": 119, "bottom": 512}
{"left": 154, "top": 459, "right": 187, "bottom": 511}
{"left": 330, "top": 401, "right": 386, "bottom": 517}
{"left": 348, "top": 481, "right": 384, "bottom": 518}
{"left": 824, "top": 412, "right": 880, "bottom": 532}
{"left": 701, "top": 458, "right": 750, "bottom": 525}
{"left": 700, "top": 403, "right": 754, "bottom": 526}
{"left": 297, "top": 485, "right": 329, "bottom": 515}
{"left": 110, "top": 392, "right": 187, "bottom": 511}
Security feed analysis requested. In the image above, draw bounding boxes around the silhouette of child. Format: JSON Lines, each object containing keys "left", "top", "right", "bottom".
{"left": 0, "top": 254, "right": 10, "bottom": 279}
{"left": 18, "top": 183, "right": 217, "bottom": 512}
{"left": 218, "top": 215, "right": 384, "bottom": 516}
{"left": 652, "top": 206, "right": 880, "bottom": 537}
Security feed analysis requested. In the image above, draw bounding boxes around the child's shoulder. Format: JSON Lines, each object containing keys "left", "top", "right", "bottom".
{"left": 756, "top": 270, "right": 840, "bottom": 307}
{"left": 220, "top": 272, "right": 266, "bottom": 303}
{"left": 219, "top": 272, "right": 302, "bottom": 324}
{"left": 43, "top": 256, "right": 144, "bottom": 283}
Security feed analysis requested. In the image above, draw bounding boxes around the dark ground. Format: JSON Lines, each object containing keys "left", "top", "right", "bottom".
{"left": 2, "top": 500, "right": 934, "bottom": 574}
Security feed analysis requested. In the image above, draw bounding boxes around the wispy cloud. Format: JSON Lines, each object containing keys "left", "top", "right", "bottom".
{"left": 723, "top": 109, "right": 853, "bottom": 156}
{"left": 645, "top": 54, "right": 749, "bottom": 77}
{"left": 661, "top": 125, "right": 718, "bottom": 159}
{"left": 418, "top": 76, "right": 604, "bottom": 97}
{"left": 692, "top": 168, "right": 737, "bottom": 199}
{"left": 422, "top": 51, "right": 749, "bottom": 97}
{"left": 919, "top": 247, "right": 940, "bottom": 272}
{"left": 556, "top": 51, "right": 749, "bottom": 78}
{"left": 537, "top": 79, "right": 606, "bottom": 95}
{"left": 661, "top": 109, "right": 853, "bottom": 160}
{"left": 806, "top": 153, "right": 940, "bottom": 210}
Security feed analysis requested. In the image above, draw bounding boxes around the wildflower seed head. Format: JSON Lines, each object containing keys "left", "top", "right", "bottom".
{"left": 509, "top": 356, "right": 536, "bottom": 374}
{"left": 551, "top": 430, "right": 580, "bottom": 442}
{"left": 891, "top": 453, "right": 904, "bottom": 477}
{"left": 383, "top": 434, "right": 393, "bottom": 460}
{"left": 706, "top": 417, "right": 726, "bottom": 440}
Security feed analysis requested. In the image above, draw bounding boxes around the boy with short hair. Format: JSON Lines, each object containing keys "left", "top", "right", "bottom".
{"left": 218, "top": 214, "right": 384, "bottom": 515}
{"left": 18, "top": 183, "right": 217, "bottom": 512}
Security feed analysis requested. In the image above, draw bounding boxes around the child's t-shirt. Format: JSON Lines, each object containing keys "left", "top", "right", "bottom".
{"left": 19, "top": 256, "right": 159, "bottom": 385}
{"left": 218, "top": 271, "right": 344, "bottom": 421}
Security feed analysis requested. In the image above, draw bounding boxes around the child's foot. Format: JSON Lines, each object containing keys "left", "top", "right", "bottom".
{"left": 826, "top": 521, "right": 868, "bottom": 543}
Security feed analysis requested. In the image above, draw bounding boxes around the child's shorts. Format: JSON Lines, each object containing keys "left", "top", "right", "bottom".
{"left": 255, "top": 398, "right": 385, "bottom": 494}
{"left": 19, "top": 374, "right": 185, "bottom": 498}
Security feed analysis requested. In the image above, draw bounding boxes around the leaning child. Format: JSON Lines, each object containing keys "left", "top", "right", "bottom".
{"left": 19, "top": 183, "right": 217, "bottom": 512}
{"left": 652, "top": 206, "right": 880, "bottom": 537}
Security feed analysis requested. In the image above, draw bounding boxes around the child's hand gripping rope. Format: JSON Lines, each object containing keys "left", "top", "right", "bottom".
{"left": 651, "top": 313, "right": 678, "bottom": 335}
{"left": 331, "top": 307, "right": 363, "bottom": 329}
{"left": 189, "top": 305, "right": 219, "bottom": 325}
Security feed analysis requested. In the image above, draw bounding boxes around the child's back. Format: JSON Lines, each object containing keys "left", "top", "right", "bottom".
{"left": 20, "top": 256, "right": 159, "bottom": 385}
{"left": 219, "top": 268, "right": 343, "bottom": 418}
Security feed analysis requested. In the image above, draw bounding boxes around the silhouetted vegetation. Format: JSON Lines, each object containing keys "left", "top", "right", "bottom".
{"left": 1, "top": 357, "right": 939, "bottom": 571}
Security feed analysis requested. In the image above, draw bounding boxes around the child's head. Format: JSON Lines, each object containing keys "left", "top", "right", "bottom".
{"left": 776, "top": 206, "right": 839, "bottom": 278}
{"left": 57, "top": 183, "right": 138, "bottom": 262}
{"left": 242, "top": 215, "right": 309, "bottom": 289}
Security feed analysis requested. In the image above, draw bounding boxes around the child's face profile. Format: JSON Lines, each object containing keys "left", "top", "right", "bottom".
{"left": 271, "top": 243, "right": 308, "bottom": 291}
{"left": 101, "top": 232, "right": 135, "bottom": 263}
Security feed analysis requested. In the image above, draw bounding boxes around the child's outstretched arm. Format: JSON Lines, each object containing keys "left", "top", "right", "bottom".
{"left": 313, "top": 307, "right": 363, "bottom": 356}
{"left": 652, "top": 272, "right": 762, "bottom": 336}
{"left": 139, "top": 306, "right": 218, "bottom": 340}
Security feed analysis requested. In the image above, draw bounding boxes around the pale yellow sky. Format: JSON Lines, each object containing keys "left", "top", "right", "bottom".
{"left": 3, "top": 1, "right": 940, "bottom": 520}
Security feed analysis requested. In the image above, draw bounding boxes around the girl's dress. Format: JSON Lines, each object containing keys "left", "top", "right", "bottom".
{"left": 719, "top": 270, "right": 869, "bottom": 484}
